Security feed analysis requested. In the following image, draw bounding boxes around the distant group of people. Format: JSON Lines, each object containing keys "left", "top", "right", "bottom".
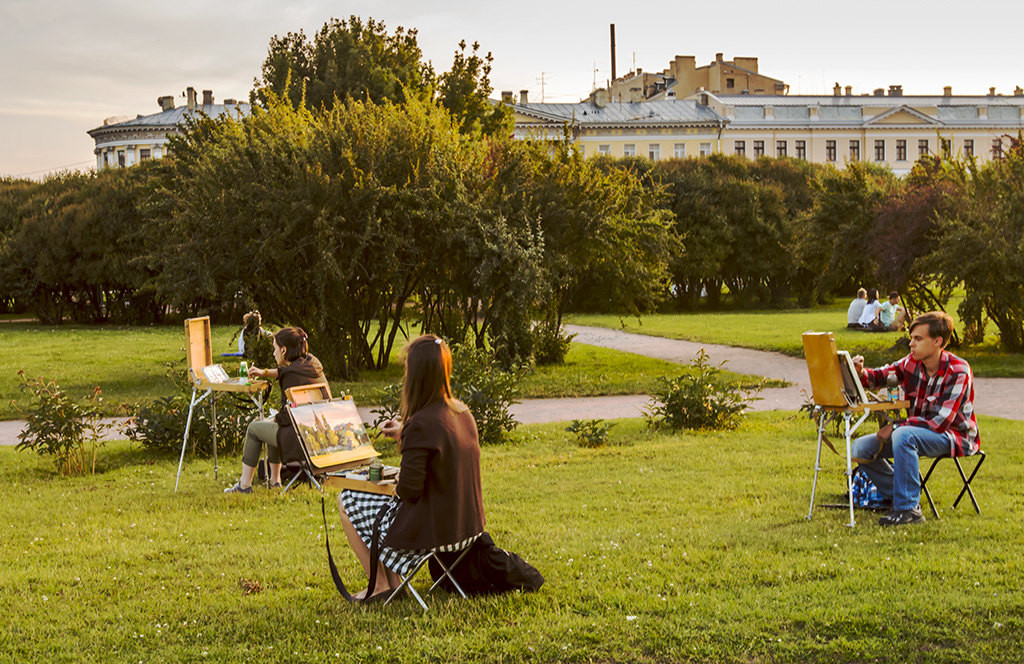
{"left": 847, "top": 288, "right": 906, "bottom": 332}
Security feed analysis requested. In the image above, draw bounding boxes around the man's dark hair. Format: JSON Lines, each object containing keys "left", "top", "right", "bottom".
{"left": 888, "top": 290, "right": 899, "bottom": 300}
{"left": 909, "top": 311, "right": 954, "bottom": 348}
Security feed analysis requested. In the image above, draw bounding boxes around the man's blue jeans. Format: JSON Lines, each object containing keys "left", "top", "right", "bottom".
{"left": 850, "top": 426, "right": 951, "bottom": 511}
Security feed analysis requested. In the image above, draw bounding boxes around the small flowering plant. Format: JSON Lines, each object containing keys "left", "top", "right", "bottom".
{"left": 13, "top": 370, "right": 111, "bottom": 476}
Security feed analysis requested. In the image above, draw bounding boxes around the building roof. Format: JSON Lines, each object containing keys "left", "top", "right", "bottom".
{"left": 88, "top": 103, "right": 252, "bottom": 137}
{"left": 710, "top": 93, "right": 1024, "bottom": 107}
{"left": 512, "top": 100, "right": 723, "bottom": 128}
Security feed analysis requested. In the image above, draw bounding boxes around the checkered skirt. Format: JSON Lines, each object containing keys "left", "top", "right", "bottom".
{"left": 340, "top": 490, "right": 479, "bottom": 577}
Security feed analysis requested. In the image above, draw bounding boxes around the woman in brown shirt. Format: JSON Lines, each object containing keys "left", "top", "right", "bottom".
{"left": 337, "top": 335, "right": 485, "bottom": 600}
{"left": 223, "top": 327, "right": 325, "bottom": 494}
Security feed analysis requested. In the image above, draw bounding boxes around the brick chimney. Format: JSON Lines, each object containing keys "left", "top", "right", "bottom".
{"left": 186, "top": 87, "right": 197, "bottom": 111}
{"left": 943, "top": 86, "right": 952, "bottom": 97}
{"left": 202, "top": 89, "right": 213, "bottom": 106}
{"left": 157, "top": 95, "right": 175, "bottom": 111}
{"left": 520, "top": 90, "right": 529, "bottom": 104}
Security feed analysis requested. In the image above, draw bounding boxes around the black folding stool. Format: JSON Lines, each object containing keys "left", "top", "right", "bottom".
{"left": 383, "top": 534, "right": 483, "bottom": 611}
{"left": 919, "top": 450, "right": 986, "bottom": 519}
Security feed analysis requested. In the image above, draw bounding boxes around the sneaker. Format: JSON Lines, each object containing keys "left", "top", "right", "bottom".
{"left": 269, "top": 481, "right": 282, "bottom": 489}
{"left": 878, "top": 507, "right": 925, "bottom": 526}
{"left": 223, "top": 482, "right": 252, "bottom": 494}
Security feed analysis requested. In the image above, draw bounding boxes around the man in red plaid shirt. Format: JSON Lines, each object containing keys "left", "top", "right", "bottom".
{"left": 851, "top": 311, "right": 980, "bottom": 526}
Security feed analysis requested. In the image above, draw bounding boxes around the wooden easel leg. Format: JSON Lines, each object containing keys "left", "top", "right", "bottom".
{"left": 175, "top": 387, "right": 199, "bottom": 493}
{"left": 844, "top": 413, "right": 855, "bottom": 527}
{"left": 807, "top": 409, "right": 825, "bottom": 521}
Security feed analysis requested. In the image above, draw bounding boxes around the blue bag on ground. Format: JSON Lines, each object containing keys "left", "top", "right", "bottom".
{"left": 850, "top": 466, "right": 888, "bottom": 509}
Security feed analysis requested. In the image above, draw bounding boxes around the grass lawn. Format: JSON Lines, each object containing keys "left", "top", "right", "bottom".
{"left": 0, "top": 323, "right": 719, "bottom": 421}
{"left": 571, "top": 304, "right": 1024, "bottom": 378}
{"left": 3, "top": 412, "right": 1022, "bottom": 663}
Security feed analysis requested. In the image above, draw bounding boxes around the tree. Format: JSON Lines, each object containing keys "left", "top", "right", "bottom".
{"left": 932, "top": 139, "right": 1024, "bottom": 351}
{"left": 865, "top": 155, "right": 966, "bottom": 331}
{"left": 436, "top": 40, "right": 511, "bottom": 137}
{"left": 252, "top": 16, "right": 433, "bottom": 111}
{"left": 791, "top": 161, "right": 895, "bottom": 305}
{"left": 153, "top": 93, "right": 515, "bottom": 378}
{"left": 541, "top": 149, "right": 674, "bottom": 322}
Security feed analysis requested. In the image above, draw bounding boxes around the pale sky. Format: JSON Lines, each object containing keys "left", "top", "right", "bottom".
{"left": 2, "top": 0, "right": 1022, "bottom": 179}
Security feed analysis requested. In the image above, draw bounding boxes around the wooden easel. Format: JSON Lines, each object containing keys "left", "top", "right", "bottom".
{"left": 174, "top": 316, "right": 268, "bottom": 492}
{"left": 803, "top": 332, "right": 907, "bottom": 527}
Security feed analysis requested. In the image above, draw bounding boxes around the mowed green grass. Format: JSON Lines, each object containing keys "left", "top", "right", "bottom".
{"left": 571, "top": 303, "right": 1024, "bottom": 377}
{"left": 2, "top": 413, "right": 1022, "bottom": 663}
{"left": 0, "top": 323, "right": 708, "bottom": 421}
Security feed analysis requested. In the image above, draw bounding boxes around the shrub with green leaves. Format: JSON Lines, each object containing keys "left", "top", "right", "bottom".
{"left": 373, "top": 343, "right": 524, "bottom": 446}
{"left": 13, "top": 370, "right": 111, "bottom": 475}
{"left": 533, "top": 319, "right": 576, "bottom": 366}
{"left": 125, "top": 368, "right": 256, "bottom": 456}
{"left": 565, "top": 418, "right": 615, "bottom": 448}
{"left": 645, "top": 349, "right": 760, "bottom": 431}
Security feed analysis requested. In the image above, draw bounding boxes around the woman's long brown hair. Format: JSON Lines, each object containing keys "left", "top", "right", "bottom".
{"left": 399, "top": 335, "right": 462, "bottom": 423}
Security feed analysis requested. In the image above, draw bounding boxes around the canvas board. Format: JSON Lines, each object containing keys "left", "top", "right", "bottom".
{"left": 288, "top": 398, "right": 378, "bottom": 469}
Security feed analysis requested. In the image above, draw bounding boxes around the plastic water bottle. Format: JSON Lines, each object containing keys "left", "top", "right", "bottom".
{"left": 239, "top": 360, "right": 248, "bottom": 383}
{"left": 886, "top": 371, "right": 899, "bottom": 401}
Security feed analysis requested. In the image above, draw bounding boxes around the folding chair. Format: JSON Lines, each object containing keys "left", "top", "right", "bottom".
{"left": 919, "top": 450, "right": 986, "bottom": 519}
{"left": 384, "top": 534, "right": 483, "bottom": 612}
{"left": 277, "top": 383, "right": 333, "bottom": 493}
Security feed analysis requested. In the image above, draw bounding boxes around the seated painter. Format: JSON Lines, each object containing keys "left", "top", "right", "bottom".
{"left": 849, "top": 312, "right": 979, "bottom": 526}
{"left": 223, "top": 327, "right": 325, "bottom": 494}
{"left": 336, "top": 335, "right": 485, "bottom": 601}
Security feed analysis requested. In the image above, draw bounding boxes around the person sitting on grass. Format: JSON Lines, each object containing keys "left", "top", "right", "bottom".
{"left": 847, "top": 288, "right": 868, "bottom": 328}
{"left": 336, "top": 335, "right": 485, "bottom": 601}
{"left": 850, "top": 312, "right": 979, "bottom": 526}
{"left": 223, "top": 327, "right": 325, "bottom": 494}
{"left": 857, "top": 288, "right": 882, "bottom": 329}
{"left": 870, "top": 291, "right": 907, "bottom": 332}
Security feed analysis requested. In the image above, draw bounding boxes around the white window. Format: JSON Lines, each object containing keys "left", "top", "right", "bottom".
{"left": 623, "top": 144, "right": 636, "bottom": 157}
{"left": 673, "top": 143, "right": 686, "bottom": 158}
{"left": 598, "top": 145, "right": 610, "bottom": 155}
{"left": 648, "top": 144, "right": 660, "bottom": 160}
{"left": 699, "top": 142, "right": 711, "bottom": 157}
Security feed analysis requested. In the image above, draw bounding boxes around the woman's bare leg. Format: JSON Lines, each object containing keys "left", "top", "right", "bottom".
{"left": 337, "top": 496, "right": 396, "bottom": 598}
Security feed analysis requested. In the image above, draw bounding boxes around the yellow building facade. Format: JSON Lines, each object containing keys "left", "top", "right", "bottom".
{"left": 702, "top": 90, "right": 1024, "bottom": 174}
{"left": 511, "top": 88, "right": 1024, "bottom": 174}
{"left": 512, "top": 95, "right": 724, "bottom": 160}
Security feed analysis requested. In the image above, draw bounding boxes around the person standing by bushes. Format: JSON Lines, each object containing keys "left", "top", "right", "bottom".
{"left": 223, "top": 327, "right": 325, "bottom": 494}
{"left": 237, "top": 310, "right": 272, "bottom": 359}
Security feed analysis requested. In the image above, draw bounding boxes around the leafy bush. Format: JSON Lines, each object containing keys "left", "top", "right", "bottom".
{"left": 124, "top": 367, "right": 256, "bottom": 456}
{"left": 533, "top": 319, "right": 576, "bottom": 366}
{"left": 450, "top": 343, "right": 525, "bottom": 445}
{"left": 13, "top": 371, "right": 111, "bottom": 475}
{"left": 565, "top": 419, "right": 615, "bottom": 448}
{"left": 645, "top": 349, "right": 760, "bottom": 431}
{"left": 373, "top": 343, "right": 524, "bottom": 446}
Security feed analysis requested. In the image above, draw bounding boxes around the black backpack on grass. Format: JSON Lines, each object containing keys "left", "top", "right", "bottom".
{"left": 428, "top": 532, "right": 544, "bottom": 595}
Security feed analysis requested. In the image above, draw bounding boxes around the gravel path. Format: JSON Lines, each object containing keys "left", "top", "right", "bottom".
{"left": 565, "top": 324, "right": 1024, "bottom": 421}
{"left": 2, "top": 326, "right": 1020, "bottom": 445}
